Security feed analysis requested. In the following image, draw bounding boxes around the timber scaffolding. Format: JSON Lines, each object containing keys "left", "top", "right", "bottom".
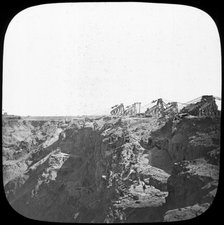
{"left": 180, "top": 95, "right": 221, "bottom": 118}
{"left": 110, "top": 95, "right": 221, "bottom": 118}
{"left": 110, "top": 102, "right": 141, "bottom": 117}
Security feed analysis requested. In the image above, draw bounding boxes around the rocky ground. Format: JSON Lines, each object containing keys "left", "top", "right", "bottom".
{"left": 2, "top": 112, "right": 220, "bottom": 222}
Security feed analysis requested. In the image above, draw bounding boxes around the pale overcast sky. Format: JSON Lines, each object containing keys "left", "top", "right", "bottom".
{"left": 2, "top": 3, "right": 221, "bottom": 116}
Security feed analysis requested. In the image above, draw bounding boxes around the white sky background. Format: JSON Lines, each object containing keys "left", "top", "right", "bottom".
{"left": 3, "top": 3, "right": 221, "bottom": 116}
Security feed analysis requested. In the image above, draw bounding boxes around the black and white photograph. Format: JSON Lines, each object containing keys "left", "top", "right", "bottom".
{"left": 2, "top": 2, "right": 221, "bottom": 223}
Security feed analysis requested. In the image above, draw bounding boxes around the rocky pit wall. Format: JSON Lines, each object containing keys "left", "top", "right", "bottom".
{"left": 2, "top": 115, "right": 220, "bottom": 222}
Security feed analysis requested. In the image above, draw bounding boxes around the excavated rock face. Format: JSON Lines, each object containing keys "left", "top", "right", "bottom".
{"left": 165, "top": 158, "right": 219, "bottom": 209}
{"left": 149, "top": 117, "right": 220, "bottom": 163}
{"left": 168, "top": 117, "right": 220, "bottom": 162}
{"left": 164, "top": 203, "right": 210, "bottom": 222}
{"left": 162, "top": 157, "right": 219, "bottom": 222}
{"left": 2, "top": 114, "right": 220, "bottom": 222}
{"left": 146, "top": 116, "right": 220, "bottom": 221}
{"left": 3, "top": 119, "right": 64, "bottom": 186}
{"left": 4, "top": 124, "right": 108, "bottom": 222}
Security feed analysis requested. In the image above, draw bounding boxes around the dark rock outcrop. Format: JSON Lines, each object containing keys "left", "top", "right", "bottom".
{"left": 165, "top": 158, "right": 219, "bottom": 210}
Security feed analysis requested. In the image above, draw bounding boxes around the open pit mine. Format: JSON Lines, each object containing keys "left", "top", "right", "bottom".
{"left": 2, "top": 95, "right": 221, "bottom": 222}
